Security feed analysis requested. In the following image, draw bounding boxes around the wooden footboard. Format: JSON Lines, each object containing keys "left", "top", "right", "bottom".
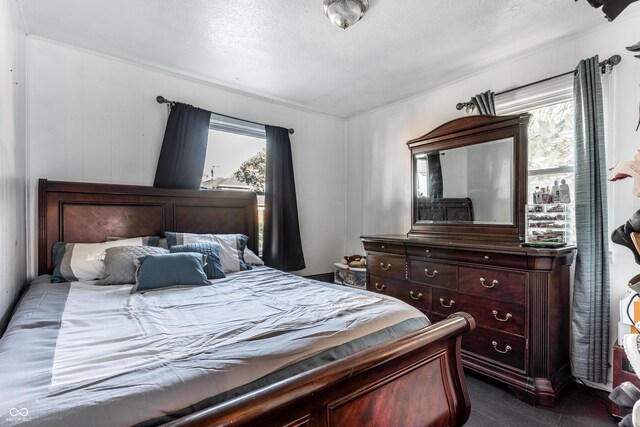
{"left": 167, "top": 312, "right": 475, "bottom": 427}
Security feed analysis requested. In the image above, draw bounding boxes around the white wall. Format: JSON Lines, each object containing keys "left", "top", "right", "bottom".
{"left": 27, "top": 37, "right": 346, "bottom": 277}
{"left": 346, "top": 11, "right": 640, "bottom": 385}
{"left": 0, "top": 0, "right": 27, "bottom": 331}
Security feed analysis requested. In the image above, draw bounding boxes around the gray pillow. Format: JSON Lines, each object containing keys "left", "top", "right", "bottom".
{"left": 131, "top": 253, "right": 210, "bottom": 294}
{"left": 97, "top": 246, "right": 169, "bottom": 285}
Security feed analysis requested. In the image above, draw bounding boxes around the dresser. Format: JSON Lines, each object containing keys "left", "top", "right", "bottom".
{"left": 361, "top": 235, "right": 575, "bottom": 407}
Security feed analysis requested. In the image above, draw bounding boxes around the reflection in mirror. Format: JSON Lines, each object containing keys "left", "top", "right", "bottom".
{"left": 415, "top": 137, "right": 514, "bottom": 225}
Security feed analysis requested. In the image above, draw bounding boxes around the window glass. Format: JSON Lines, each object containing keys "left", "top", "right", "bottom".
{"left": 202, "top": 129, "right": 266, "bottom": 253}
{"left": 527, "top": 101, "right": 574, "bottom": 171}
{"left": 525, "top": 100, "right": 574, "bottom": 206}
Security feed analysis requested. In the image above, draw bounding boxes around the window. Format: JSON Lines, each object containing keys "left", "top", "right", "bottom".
{"left": 496, "top": 74, "right": 575, "bottom": 243}
{"left": 201, "top": 114, "right": 266, "bottom": 253}
{"left": 525, "top": 101, "right": 574, "bottom": 204}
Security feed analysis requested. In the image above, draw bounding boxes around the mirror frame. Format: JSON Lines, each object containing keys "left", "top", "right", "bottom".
{"left": 407, "top": 114, "right": 529, "bottom": 243}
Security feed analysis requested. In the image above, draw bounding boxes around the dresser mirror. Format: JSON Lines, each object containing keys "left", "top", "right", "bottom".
{"left": 407, "top": 114, "right": 529, "bottom": 242}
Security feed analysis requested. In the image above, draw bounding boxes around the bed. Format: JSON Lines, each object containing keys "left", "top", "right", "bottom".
{"left": 1, "top": 179, "right": 475, "bottom": 427}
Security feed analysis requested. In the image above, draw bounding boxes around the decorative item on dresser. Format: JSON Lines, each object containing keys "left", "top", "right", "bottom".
{"left": 363, "top": 114, "right": 576, "bottom": 407}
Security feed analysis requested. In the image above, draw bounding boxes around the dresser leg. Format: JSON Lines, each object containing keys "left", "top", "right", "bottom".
{"left": 507, "top": 379, "right": 559, "bottom": 407}
{"left": 533, "top": 378, "right": 558, "bottom": 407}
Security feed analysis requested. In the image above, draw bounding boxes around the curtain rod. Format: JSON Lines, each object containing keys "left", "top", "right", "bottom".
{"left": 156, "top": 96, "right": 294, "bottom": 134}
{"left": 455, "top": 54, "right": 622, "bottom": 111}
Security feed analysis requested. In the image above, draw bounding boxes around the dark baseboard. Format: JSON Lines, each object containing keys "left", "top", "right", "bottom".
{"left": 305, "top": 272, "right": 334, "bottom": 283}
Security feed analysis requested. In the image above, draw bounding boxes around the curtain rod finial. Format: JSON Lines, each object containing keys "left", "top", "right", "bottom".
{"left": 288, "top": 128, "right": 294, "bottom": 134}
{"left": 609, "top": 54, "right": 622, "bottom": 66}
{"left": 156, "top": 95, "right": 168, "bottom": 104}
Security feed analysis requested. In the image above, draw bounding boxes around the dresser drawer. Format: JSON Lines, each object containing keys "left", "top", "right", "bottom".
{"left": 405, "top": 244, "right": 528, "bottom": 269}
{"left": 431, "top": 289, "right": 525, "bottom": 335}
{"left": 369, "top": 275, "right": 431, "bottom": 311}
{"left": 367, "top": 254, "right": 406, "bottom": 280}
{"left": 406, "top": 245, "right": 455, "bottom": 260}
{"left": 363, "top": 241, "right": 406, "bottom": 255}
{"left": 458, "top": 267, "right": 525, "bottom": 304}
{"left": 454, "top": 250, "right": 527, "bottom": 269}
{"left": 462, "top": 327, "right": 526, "bottom": 372}
{"left": 434, "top": 289, "right": 525, "bottom": 335}
{"left": 408, "top": 259, "right": 457, "bottom": 289}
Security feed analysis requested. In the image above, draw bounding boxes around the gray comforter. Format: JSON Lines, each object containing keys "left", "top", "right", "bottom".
{"left": 0, "top": 267, "right": 428, "bottom": 426}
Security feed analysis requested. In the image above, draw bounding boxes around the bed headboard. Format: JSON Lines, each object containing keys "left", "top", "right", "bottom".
{"left": 38, "top": 179, "right": 259, "bottom": 275}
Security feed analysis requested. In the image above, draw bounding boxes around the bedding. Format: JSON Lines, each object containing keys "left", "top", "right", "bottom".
{"left": 243, "top": 247, "right": 264, "bottom": 266}
{"left": 165, "top": 232, "right": 251, "bottom": 272}
{"left": 131, "top": 252, "right": 211, "bottom": 293}
{"left": 108, "top": 236, "right": 169, "bottom": 249}
{"left": 0, "top": 267, "right": 429, "bottom": 427}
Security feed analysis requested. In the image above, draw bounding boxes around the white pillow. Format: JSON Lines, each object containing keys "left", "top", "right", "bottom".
{"left": 243, "top": 248, "right": 264, "bottom": 266}
{"left": 52, "top": 236, "right": 160, "bottom": 282}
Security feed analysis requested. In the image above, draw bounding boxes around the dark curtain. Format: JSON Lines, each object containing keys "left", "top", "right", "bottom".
{"left": 471, "top": 90, "right": 496, "bottom": 115}
{"left": 427, "top": 153, "right": 443, "bottom": 199}
{"left": 153, "top": 103, "right": 211, "bottom": 189}
{"left": 263, "top": 125, "right": 306, "bottom": 271}
{"left": 571, "top": 55, "right": 610, "bottom": 384}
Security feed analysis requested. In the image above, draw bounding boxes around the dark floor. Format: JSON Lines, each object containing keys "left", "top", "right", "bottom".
{"left": 465, "top": 370, "right": 619, "bottom": 427}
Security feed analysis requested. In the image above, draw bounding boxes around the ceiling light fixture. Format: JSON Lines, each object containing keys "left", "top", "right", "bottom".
{"left": 323, "top": 0, "right": 369, "bottom": 29}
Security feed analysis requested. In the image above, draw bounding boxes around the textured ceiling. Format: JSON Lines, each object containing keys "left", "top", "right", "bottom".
{"left": 18, "top": 0, "right": 614, "bottom": 118}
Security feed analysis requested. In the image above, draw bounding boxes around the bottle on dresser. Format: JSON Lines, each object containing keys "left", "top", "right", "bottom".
{"left": 541, "top": 187, "right": 550, "bottom": 204}
{"left": 552, "top": 181, "right": 561, "bottom": 203}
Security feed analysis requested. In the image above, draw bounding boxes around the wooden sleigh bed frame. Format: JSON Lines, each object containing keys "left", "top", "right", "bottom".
{"left": 38, "top": 179, "right": 475, "bottom": 427}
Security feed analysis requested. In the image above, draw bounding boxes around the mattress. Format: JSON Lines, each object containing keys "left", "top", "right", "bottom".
{"left": 0, "top": 267, "right": 429, "bottom": 426}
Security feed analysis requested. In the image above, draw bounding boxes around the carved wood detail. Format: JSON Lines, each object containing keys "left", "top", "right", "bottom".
{"left": 529, "top": 272, "right": 549, "bottom": 377}
{"left": 280, "top": 414, "right": 311, "bottom": 427}
{"left": 327, "top": 352, "right": 451, "bottom": 427}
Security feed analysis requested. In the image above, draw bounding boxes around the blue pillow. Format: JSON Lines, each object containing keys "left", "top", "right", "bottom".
{"left": 131, "top": 253, "right": 210, "bottom": 294}
{"left": 170, "top": 242, "right": 226, "bottom": 280}
{"left": 164, "top": 232, "right": 251, "bottom": 272}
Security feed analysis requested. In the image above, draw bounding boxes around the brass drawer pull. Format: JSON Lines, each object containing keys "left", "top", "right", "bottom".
{"left": 484, "top": 255, "right": 491, "bottom": 260}
{"left": 439, "top": 298, "right": 455, "bottom": 308}
{"left": 492, "top": 341, "right": 512, "bottom": 354}
{"left": 375, "top": 283, "right": 386, "bottom": 292}
{"left": 425, "top": 249, "right": 431, "bottom": 258}
{"left": 492, "top": 310, "right": 512, "bottom": 322}
{"left": 409, "top": 291, "right": 423, "bottom": 300}
{"left": 480, "top": 278, "right": 498, "bottom": 288}
{"left": 424, "top": 269, "right": 438, "bottom": 278}
{"left": 380, "top": 263, "right": 392, "bottom": 271}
